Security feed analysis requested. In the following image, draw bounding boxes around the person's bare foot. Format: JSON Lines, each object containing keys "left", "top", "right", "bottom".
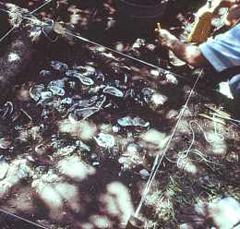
{"left": 178, "top": 197, "right": 240, "bottom": 229}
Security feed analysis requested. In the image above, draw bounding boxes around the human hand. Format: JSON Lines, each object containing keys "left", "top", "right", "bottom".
{"left": 155, "top": 28, "right": 178, "bottom": 49}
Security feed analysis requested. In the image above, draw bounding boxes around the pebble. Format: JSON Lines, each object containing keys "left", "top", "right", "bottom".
{"left": 139, "top": 169, "right": 150, "bottom": 179}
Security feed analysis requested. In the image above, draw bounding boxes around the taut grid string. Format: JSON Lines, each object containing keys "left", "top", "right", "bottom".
{"left": 0, "top": 0, "right": 52, "bottom": 44}
{"left": 29, "top": 0, "right": 52, "bottom": 15}
{"left": 134, "top": 69, "right": 204, "bottom": 218}
{"left": 0, "top": 26, "right": 17, "bottom": 43}
{"left": 0, "top": 5, "right": 207, "bottom": 223}
{"left": 0, "top": 8, "right": 189, "bottom": 81}
{"left": 0, "top": 208, "right": 48, "bottom": 229}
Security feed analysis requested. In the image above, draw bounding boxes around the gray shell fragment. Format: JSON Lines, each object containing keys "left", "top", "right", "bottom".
{"left": 94, "top": 133, "right": 115, "bottom": 148}
{"left": 95, "top": 95, "right": 106, "bottom": 109}
{"left": 132, "top": 117, "right": 149, "bottom": 128}
{"left": 39, "top": 70, "right": 51, "bottom": 77}
{"left": 29, "top": 84, "right": 45, "bottom": 102}
{"left": 0, "top": 101, "right": 14, "bottom": 119}
{"left": 49, "top": 86, "right": 65, "bottom": 96}
{"left": 117, "top": 116, "right": 149, "bottom": 128}
{"left": 48, "top": 79, "right": 65, "bottom": 88}
{"left": 50, "top": 60, "right": 68, "bottom": 72}
{"left": 61, "top": 98, "right": 73, "bottom": 105}
{"left": 117, "top": 116, "right": 133, "bottom": 127}
{"left": 79, "top": 75, "right": 95, "bottom": 86}
{"left": 69, "top": 107, "right": 98, "bottom": 121}
{"left": 103, "top": 86, "right": 124, "bottom": 97}
{"left": 37, "top": 91, "right": 53, "bottom": 104}
{"left": 73, "top": 73, "right": 95, "bottom": 86}
{"left": 74, "top": 65, "right": 96, "bottom": 77}
{"left": 65, "top": 70, "right": 78, "bottom": 77}
{"left": 142, "top": 87, "right": 154, "bottom": 103}
{"left": 126, "top": 143, "right": 142, "bottom": 154}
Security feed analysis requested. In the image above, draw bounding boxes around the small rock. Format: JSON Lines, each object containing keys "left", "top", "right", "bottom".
{"left": 103, "top": 86, "right": 124, "bottom": 97}
{"left": 150, "top": 92, "right": 168, "bottom": 108}
{"left": 139, "top": 169, "right": 150, "bottom": 179}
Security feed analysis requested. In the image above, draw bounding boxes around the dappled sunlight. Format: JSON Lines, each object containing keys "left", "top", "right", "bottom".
{"left": 8, "top": 52, "right": 20, "bottom": 62}
{"left": 226, "top": 151, "right": 239, "bottom": 163}
{"left": 102, "top": 182, "right": 134, "bottom": 224}
{"left": 32, "top": 169, "right": 82, "bottom": 221}
{"left": 15, "top": 85, "right": 31, "bottom": 102}
{"left": 57, "top": 155, "right": 96, "bottom": 181}
{"left": 32, "top": 180, "right": 65, "bottom": 221}
{"left": 0, "top": 159, "right": 32, "bottom": 199}
{"left": 54, "top": 182, "right": 81, "bottom": 213}
{"left": 207, "top": 131, "right": 227, "bottom": 156}
{"left": 140, "top": 129, "right": 169, "bottom": 156}
{"left": 149, "top": 91, "right": 168, "bottom": 109}
{"left": 89, "top": 214, "right": 111, "bottom": 229}
{"left": 178, "top": 158, "right": 198, "bottom": 175}
{"left": 178, "top": 197, "right": 240, "bottom": 228}
{"left": 177, "top": 119, "right": 193, "bottom": 133}
{"left": 58, "top": 119, "right": 97, "bottom": 140}
{"left": 208, "top": 197, "right": 240, "bottom": 228}
{"left": 118, "top": 140, "right": 147, "bottom": 170}
{"left": 166, "top": 109, "right": 179, "bottom": 119}
{"left": 0, "top": 0, "right": 240, "bottom": 228}
{"left": 68, "top": 5, "right": 92, "bottom": 27}
{"left": 98, "top": 123, "right": 114, "bottom": 133}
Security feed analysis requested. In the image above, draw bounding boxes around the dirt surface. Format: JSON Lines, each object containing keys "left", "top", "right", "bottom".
{"left": 0, "top": 0, "right": 240, "bottom": 228}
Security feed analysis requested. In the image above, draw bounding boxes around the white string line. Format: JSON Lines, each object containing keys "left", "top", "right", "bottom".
{"left": 0, "top": 8, "right": 189, "bottom": 81}
{"left": 0, "top": 7, "right": 208, "bottom": 219}
{"left": 29, "top": 0, "right": 52, "bottom": 15}
{"left": 176, "top": 119, "right": 224, "bottom": 169}
{"left": 0, "top": 0, "right": 52, "bottom": 44}
{"left": 6, "top": 13, "right": 205, "bottom": 219}
{"left": 0, "top": 9, "right": 172, "bottom": 74}
{"left": 64, "top": 31, "right": 165, "bottom": 70}
{"left": 63, "top": 30, "right": 188, "bottom": 81}
{"left": 0, "top": 208, "right": 48, "bottom": 229}
{"left": 134, "top": 69, "right": 204, "bottom": 218}
{"left": 0, "top": 26, "right": 17, "bottom": 43}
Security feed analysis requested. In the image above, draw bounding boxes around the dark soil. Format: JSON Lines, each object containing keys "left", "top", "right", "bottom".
{"left": 0, "top": 1, "right": 239, "bottom": 229}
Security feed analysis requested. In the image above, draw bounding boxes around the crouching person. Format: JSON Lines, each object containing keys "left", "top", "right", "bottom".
{"left": 156, "top": 0, "right": 240, "bottom": 104}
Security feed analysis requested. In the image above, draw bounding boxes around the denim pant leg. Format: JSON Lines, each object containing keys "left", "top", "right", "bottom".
{"left": 229, "top": 74, "right": 240, "bottom": 100}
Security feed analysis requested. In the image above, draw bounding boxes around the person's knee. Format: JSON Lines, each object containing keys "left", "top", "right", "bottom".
{"left": 229, "top": 74, "right": 240, "bottom": 100}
